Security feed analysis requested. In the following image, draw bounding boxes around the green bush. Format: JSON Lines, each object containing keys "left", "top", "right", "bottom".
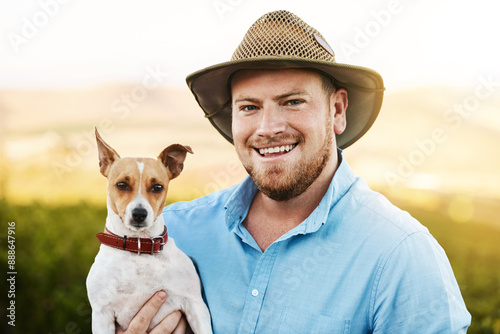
{"left": 0, "top": 199, "right": 499, "bottom": 333}
{"left": 1, "top": 200, "right": 105, "bottom": 334}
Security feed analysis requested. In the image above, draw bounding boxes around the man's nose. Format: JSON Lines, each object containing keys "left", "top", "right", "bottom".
{"left": 255, "top": 107, "right": 286, "bottom": 137}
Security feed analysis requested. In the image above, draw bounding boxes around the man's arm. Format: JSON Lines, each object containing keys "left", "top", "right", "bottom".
{"left": 372, "top": 232, "right": 471, "bottom": 333}
{"left": 115, "top": 291, "right": 192, "bottom": 334}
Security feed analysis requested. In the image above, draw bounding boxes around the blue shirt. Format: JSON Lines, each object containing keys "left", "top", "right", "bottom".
{"left": 163, "top": 153, "right": 471, "bottom": 333}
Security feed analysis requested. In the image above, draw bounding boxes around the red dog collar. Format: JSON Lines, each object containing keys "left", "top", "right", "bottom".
{"left": 96, "top": 226, "right": 167, "bottom": 255}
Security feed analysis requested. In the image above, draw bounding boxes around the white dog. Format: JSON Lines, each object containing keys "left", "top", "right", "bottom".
{"left": 86, "top": 129, "right": 212, "bottom": 333}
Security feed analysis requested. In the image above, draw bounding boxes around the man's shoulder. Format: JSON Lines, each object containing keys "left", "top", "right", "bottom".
{"left": 332, "top": 178, "right": 441, "bottom": 277}
{"left": 344, "top": 178, "right": 429, "bottom": 237}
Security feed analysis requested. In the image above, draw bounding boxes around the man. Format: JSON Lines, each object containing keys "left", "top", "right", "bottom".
{"left": 120, "top": 10, "right": 471, "bottom": 333}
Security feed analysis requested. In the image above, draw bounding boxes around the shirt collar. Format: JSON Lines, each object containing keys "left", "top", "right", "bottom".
{"left": 224, "top": 175, "right": 258, "bottom": 231}
{"left": 224, "top": 148, "right": 357, "bottom": 234}
{"left": 303, "top": 148, "right": 356, "bottom": 232}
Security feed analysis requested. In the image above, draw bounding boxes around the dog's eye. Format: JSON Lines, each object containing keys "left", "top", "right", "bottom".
{"left": 151, "top": 184, "right": 164, "bottom": 193}
{"left": 116, "top": 182, "right": 130, "bottom": 191}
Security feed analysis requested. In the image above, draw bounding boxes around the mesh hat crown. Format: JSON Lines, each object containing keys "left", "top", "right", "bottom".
{"left": 186, "top": 10, "right": 385, "bottom": 149}
{"left": 232, "top": 11, "right": 335, "bottom": 62}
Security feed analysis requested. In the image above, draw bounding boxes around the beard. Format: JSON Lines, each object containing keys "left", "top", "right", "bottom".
{"left": 243, "top": 113, "right": 334, "bottom": 201}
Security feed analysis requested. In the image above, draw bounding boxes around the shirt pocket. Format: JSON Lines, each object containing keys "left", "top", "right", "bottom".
{"left": 278, "top": 307, "right": 351, "bottom": 334}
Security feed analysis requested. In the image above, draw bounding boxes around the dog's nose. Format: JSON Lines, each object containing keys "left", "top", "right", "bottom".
{"left": 132, "top": 208, "right": 148, "bottom": 223}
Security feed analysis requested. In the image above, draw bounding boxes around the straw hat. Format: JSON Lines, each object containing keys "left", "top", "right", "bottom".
{"left": 186, "top": 10, "right": 385, "bottom": 149}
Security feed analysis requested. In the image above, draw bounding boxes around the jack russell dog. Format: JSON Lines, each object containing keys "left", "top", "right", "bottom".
{"left": 86, "top": 128, "right": 212, "bottom": 333}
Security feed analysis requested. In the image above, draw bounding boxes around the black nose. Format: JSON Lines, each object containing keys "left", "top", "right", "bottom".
{"left": 132, "top": 208, "right": 148, "bottom": 223}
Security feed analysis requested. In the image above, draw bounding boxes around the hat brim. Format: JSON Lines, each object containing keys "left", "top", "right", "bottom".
{"left": 186, "top": 57, "right": 385, "bottom": 149}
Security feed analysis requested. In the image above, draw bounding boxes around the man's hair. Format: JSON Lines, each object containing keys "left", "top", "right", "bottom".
{"left": 317, "top": 70, "right": 337, "bottom": 98}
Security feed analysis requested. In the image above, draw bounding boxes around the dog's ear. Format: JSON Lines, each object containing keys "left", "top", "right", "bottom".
{"left": 158, "top": 144, "right": 193, "bottom": 180}
{"left": 95, "top": 127, "right": 121, "bottom": 177}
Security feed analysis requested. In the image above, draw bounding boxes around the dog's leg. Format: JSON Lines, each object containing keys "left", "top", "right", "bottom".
{"left": 91, "top": 308, "right": 116, "bottom": 334}
{"left": 183, "top": 300, "right": 213, "bottom": 334}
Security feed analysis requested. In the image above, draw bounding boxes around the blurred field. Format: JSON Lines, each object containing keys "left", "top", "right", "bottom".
{"left": 1, "top": 84, "right": 500, "bottom": 203}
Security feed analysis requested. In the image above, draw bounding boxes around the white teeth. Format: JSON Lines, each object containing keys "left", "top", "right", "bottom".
{"left": 258, "top": 144, "right": 296, "bottom": 155}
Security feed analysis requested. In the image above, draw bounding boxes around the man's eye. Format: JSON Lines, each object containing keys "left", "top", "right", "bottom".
{"left": 151, "top": 184, "right": 164, "bottom": 193}
{"left": 116, "top": 182, "right": 130, "bottom": 191}
{"left": 241, "top": 105, "right": 258, "bottom": 112}
{"left": 286, "top": 99, "right": 303, "bottom": 106}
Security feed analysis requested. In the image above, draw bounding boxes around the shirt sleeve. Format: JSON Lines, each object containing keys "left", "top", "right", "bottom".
{"left": 371, "top": 231, "right": 471, "bottom": 333}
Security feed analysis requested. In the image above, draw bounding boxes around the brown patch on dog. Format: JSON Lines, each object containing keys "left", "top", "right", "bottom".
{"left": 106, "top": 158, "right": 169, "bottom": 220}
{"left": 95, "top": 128, "right": 193, "bottom": 221}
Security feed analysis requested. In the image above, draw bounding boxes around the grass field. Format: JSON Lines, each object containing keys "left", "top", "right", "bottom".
{"left": 1, "top": 197, "right": 499, "bottom": 333}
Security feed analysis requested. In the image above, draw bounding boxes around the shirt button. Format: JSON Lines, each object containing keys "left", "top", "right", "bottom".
{"left": 251, "top": 289, "right": 259, "bottom": 297}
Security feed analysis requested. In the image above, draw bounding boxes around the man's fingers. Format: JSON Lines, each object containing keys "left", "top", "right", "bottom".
{"left": 172, "top": 318, "right": 186, "bottom": 334}
{"left": 172, "top": 314, "right": 194, "bottom": 334}
{"left": 172, "top": 314, "right": 193, "bottom": 334}
{"left": 150, "top": 310, "right": 183, "bottom": 334}
{"left": 113, "top": 291, "right": 185, "bottom": 334}
{"left": 125, "top": 291, "right": 167, "bottom": 333}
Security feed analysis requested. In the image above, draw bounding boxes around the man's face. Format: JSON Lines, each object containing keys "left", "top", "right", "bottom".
{"left": 231, "top": 68, "right": 347, "bottom": 201}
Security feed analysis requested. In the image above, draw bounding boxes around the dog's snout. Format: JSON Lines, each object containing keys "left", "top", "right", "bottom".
{"left": 132, "top": 208, "right": 148, "bottom": 223}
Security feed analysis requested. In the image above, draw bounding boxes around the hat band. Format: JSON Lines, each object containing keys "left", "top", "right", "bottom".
{"left": 205, "top": 100, "right": 231, "bottom": 118}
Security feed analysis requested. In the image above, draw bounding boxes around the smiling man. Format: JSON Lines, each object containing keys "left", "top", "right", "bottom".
{"left": 120, "top": 10, "right": 471, "bottom": 334}
{"left": 230, "top": 68, "right": 347, "bottom": 251}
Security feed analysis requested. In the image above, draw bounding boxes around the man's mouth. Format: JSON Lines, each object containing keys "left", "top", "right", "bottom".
{"left": 256, "top": 144, "right": 297, "bottom": 156}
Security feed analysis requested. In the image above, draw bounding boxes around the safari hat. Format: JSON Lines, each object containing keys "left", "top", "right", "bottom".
{"left": 186, "top": 10, "right": 385, "bottom": 149}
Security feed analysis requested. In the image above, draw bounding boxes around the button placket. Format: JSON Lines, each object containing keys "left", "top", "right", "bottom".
{"left": 237, "top": 244, "right": 280, "bottom": 333}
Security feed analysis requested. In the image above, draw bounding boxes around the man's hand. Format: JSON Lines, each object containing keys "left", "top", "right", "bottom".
{"left": 116, "top": 291, "right": 192, "bottom": 334}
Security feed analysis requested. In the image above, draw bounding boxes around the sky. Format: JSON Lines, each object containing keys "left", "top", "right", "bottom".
{"left": 0, "top": 0, "right": 499, "bottom": 91}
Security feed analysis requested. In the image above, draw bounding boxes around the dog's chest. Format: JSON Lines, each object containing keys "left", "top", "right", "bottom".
{"left": 87, "top": 246, "right": 174, "bottom": 326}
{"left": 87, "top": 238, "right": 198, "bottom": 300}
{"left": 90, "top": 246, "right": 172, "bottom": 292}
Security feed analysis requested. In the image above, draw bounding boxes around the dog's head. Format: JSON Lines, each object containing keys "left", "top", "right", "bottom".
{"left": 95, "top": 128, "right": 192, "bottom": 231}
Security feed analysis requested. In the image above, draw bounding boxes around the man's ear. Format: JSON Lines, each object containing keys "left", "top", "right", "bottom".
{"left": 95, "top": 127, "right": 121, "bottom": 177}
{"left": 158, "top": 144, "right": 193, "bottom": 179}
{"left": 331, "top": 88, "right": 348, "bottom": 135}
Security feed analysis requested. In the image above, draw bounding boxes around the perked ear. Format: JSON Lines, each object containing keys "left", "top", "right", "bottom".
{"left": 95, "top": 127, "right": 121, "bottom": 177}
{"left": 158, "top": 144, "right": 193, "bottom": 180}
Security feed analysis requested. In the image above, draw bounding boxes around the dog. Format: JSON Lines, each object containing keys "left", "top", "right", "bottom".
{"left": 86, "top": 128, "right": 212, "bottom": 334}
